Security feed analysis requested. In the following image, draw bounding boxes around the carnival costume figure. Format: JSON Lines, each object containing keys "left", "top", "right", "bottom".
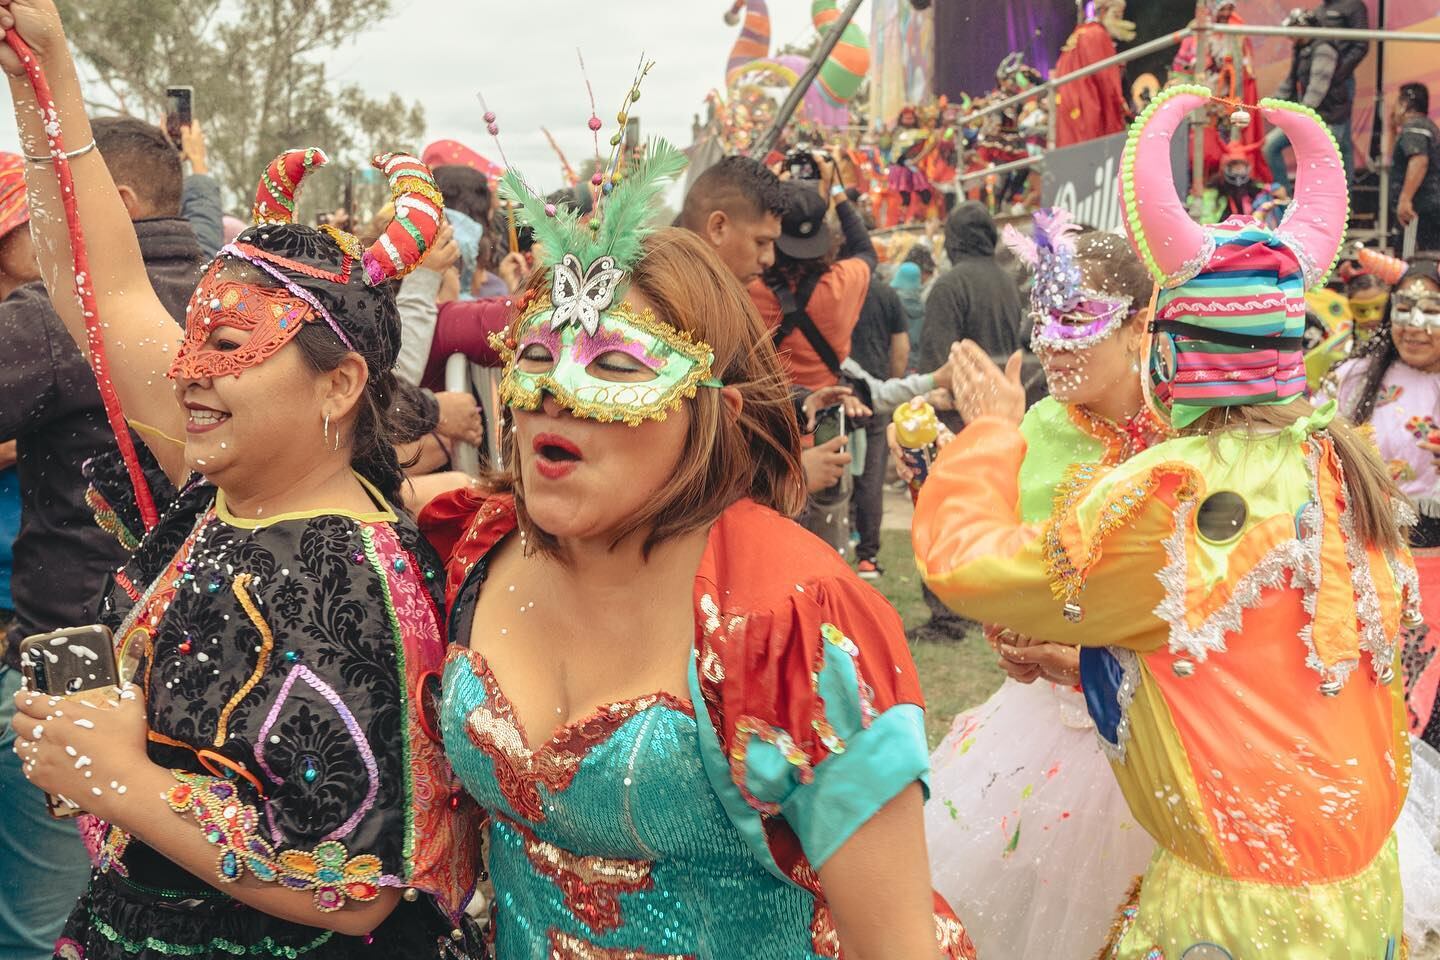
{"left": 887, "top": 105, "right": 934, "bottom": 225}
{"left": 1170, "top": 1, "right": 1272, "bottom": 183}
{"left": 1053, "top": 0, "right": 1133, "bottom": 148}
{"left": 923, "top": 212, "right": 1164, "bottom": 959}
{"left": 977, "top": 53, "right": 1042, "bottom": 209}
{"left": 418, "top": 106, "right": 976, "bottom": 956}
{"left": 1187, "top": 140, "right": 1286, "bottom": 228}
{"left": 0, "top": 3, "right": 480, "bottom": 949}
{"left": 914, "top": 85, "right": 1414, "bottom": 958}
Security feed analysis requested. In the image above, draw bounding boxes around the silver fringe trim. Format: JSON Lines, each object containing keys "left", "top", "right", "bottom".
{"left": 1094, "top": 646, "right": 1142, "bottom": 765}
{"left": 1163, "top": 232, "right": 1219, "bottom": 290}
{"left": 1336, "top": 454, "right": 1396, "bottom": 674}
{"left": 1152, "top": 443, "right": 1364, "bottom": 685}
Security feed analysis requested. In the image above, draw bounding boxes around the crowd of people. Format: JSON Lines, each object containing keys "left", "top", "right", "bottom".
{"left": 2, "top": 0, "right": 1440, "bottom": 958}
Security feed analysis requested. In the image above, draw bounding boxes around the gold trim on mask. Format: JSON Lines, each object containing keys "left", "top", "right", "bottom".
{"left": 494, "top": 290, "right": 719, "bottom": 427}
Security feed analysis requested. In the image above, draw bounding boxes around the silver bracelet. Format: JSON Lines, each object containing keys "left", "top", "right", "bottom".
{"left": 24, "top": 140, "right": 97, "bottom": 164}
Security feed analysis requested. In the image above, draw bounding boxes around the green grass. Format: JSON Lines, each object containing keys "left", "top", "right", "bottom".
{"left": 872, "top": 529, "right": 1005, "bottom": 747}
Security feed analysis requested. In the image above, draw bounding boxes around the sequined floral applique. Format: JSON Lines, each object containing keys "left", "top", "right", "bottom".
{"left": 95, "top": 824, "right": 131, "bottom": 878}
{"left": 165, "top": 772, "right": 382, "bottom": 912}
{"left": 462, "top": 652, "right": 691, "bottom": 823}
{"left": 546, "top": 930, "right": 693, "bottom": 960}
{"left": 519, "top": 825, "right": 655, "bottom": 934}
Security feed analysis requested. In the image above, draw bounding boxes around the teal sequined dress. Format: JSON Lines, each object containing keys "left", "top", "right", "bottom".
{"left": 422, "top": 494, "right": 977, "bottom": 960}
{"left": 443, "top": 648, "right": 831, "bottom": 959}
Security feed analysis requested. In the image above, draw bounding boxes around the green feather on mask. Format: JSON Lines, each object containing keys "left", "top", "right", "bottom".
{"left": 498, "top": 137, "right": 688, "bottom": 277}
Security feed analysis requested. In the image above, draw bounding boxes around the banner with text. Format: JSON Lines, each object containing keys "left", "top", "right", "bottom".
{"left": 1041, "top": 126, "right": 1190, "bottom": 231}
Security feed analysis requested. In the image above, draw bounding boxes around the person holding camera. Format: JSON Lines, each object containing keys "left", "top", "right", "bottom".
{"left": 749, "top": 152, "right": 877, "bottom": 553}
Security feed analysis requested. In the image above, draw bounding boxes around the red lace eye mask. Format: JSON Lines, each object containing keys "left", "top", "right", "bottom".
{"left": 170, "top": 276, "right": 314, "bottom": 380}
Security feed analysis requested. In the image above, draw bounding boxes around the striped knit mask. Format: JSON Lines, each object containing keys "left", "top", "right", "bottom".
{"left": 1119, "top": 85, "right": 1347, "bottom": 429}
{"left": 1146, "top": 222, "right": 1308, "bottom": 428}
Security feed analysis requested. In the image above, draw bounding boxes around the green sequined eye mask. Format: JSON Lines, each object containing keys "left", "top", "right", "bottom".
{"left": 496, "top": 252, "right": 721, "bottom": 426}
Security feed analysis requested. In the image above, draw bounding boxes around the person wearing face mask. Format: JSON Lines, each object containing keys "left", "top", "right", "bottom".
{"left": 1189, "top": 141, "right": 1288, "bottom": 227}
{"left": 0, "top": 4, "right": 479, "bottom": 955}
{"left": 901, "top": 211, "right": 1163, "bottom": 960}
{"left": 1347, "top": 272, "right": 1393, "bottom": 347}
{"left": 418, "top": 135, "right": 978, "bottom": 960}
{"left": 915, "top": 85, "right": 1413, "bottom": 958}
{"left": 1330, "top": 259, "right": 1440, "bottom": 745}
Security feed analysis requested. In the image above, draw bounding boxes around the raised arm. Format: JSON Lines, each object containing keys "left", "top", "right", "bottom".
{"left": 0, "top": 0, "right": 188, "bottom": 480}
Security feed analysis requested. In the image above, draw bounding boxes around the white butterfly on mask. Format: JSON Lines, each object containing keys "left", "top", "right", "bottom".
{"left": 548, "top": 253, "right": 625, "bottom": 337}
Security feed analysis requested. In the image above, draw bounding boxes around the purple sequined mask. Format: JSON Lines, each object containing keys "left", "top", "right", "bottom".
{"left": 1003, "top": 209, "right": 1133, "bottom": 351}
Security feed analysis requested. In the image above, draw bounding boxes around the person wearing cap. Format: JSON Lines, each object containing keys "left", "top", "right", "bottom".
{"left": 916, "top": 84, "right": 1411, "bottom": 958}
{"left": 1263, "top": 6, "right": 1360, "bottom": 193}
{"left": 749, "top": 154, "right": 877, "bottom": 552}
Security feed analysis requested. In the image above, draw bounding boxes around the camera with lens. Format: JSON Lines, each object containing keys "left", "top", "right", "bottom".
{"left": 784, "top": 146, "right": 829, "bottom": 183}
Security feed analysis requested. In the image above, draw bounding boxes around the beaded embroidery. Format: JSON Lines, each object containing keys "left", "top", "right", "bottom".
{"left": 1066, "top": 405, "right": 1171, "bottom": 467}
{"left": 212, "top": 574, "right": 271, "bottom": 747}
{"left": 84, "top": 909, "right": 334, "bottom": 958}
{"left": 164, "top": 772, "right": 382, "bottom": 912}
{"left": 85, "top": 486, "right": 141, "bottom": 552}
{"left": 96, "top": 824, "right": 131, "bottom": 877}
{"left": 1042, "top": 462, "right": 1194, "bottom": 615}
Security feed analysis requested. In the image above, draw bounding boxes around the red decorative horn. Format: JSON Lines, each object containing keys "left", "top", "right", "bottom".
{"left": 1355, "top": 245, "right": 1407, "bottom": 286}
{"left": 252, "top": 148, "right": 330, "bottom": 225}
{"left": 362, "top": 152, "right": 445, "bottom": 286}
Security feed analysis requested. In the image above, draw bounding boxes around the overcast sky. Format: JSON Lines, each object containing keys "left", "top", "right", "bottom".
{"left": 0, "top": 1, "right": 824, "bottom": 199}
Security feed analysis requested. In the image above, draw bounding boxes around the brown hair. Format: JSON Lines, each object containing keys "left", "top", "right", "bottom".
{"left": 492, "top": 227, "right": 806, "bottom": 556}
{"left": 1187, "top": 400, "right": 1406, "bottom": 552}
{"left": 1077, "top": 230, "right": 1154, "bottom": 308}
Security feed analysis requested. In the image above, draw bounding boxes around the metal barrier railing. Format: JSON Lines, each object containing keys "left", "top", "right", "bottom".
{"left": 443, "top": 354, "right": 506, "bottom": 477}
{"left": 444, "top": 353, "right": 480, "bottom": 476}
{"left": 953, "top": 19, "right": 1440, "bottom": 245}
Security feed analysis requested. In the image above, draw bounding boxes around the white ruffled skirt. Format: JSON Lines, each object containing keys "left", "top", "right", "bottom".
{"left": 925, "top": 680, "right": 1440, "bottom": 958}
{"left": 925, "top": 679, "right": 1154, "bottom": 960}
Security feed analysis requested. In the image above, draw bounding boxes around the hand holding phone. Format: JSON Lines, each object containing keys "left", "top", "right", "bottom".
{"left": 811, "top": 403, "right": 846, "bottom": 448}
{"left": 164, "top": 85, "right": 194, "bottom": 151}
{"left": 18, "top": 625, "right": 119, "bottom": 817}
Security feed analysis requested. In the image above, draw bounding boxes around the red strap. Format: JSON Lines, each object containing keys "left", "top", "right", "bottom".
{"left": 8, "top": 32, "right": 158, "bottom": 530}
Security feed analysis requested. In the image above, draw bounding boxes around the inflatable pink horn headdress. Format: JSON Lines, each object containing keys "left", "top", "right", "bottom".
{"left": 1119, "top": 83, "right": 1348, "bottom": 289}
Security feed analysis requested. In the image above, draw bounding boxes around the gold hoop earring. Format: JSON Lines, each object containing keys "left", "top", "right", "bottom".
{"left": 323, "top": 413, "right": 331, "bottom": 447}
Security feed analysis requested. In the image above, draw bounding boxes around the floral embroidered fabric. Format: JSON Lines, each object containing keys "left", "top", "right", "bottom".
{"left": 57, "top": 467, "right": 473, "bottom": 960}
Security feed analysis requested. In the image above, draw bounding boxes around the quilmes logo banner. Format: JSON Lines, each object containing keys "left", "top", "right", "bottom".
{"left": 1042, "top": 124, "right": 1191, "bottom": 231}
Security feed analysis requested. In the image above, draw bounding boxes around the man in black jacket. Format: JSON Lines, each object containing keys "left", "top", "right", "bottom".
{"left": 912, "top": 201, "right": 1023, "bottom": 641}
{"left": 0, "top": 117, "right": 209, "bottom": 960}
{"left": 1263, "top": 4, "right": 1368, "bottom": 192}
{"left": 916, "top": 202, "right": 1024, "bottom": 422}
